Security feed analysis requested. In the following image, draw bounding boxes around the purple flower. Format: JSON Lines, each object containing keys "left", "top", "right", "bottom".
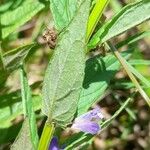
{"left": 49, "top": 137, "right": 65, "bottom": 150}
{"left": 71, "top": 107, "right": 104, "bottom": 135}
{"left": 49, "top": 137, "right": 60, "bottom": 150}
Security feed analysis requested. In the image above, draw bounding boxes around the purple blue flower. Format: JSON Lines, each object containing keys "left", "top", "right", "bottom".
{"left": 71, "top": 107, "right": 104, "bottom": 135}
{"left": 49, "top": 137, "right": 60, "bottom": 150}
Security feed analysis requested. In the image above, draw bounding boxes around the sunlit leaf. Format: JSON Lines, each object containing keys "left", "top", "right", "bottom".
{"left": 9, "top": 66, "right": 39, "bottom": 149}
{"left": 88, "top": 0, "right": 150, "bottom": 49}
{"left": 3, "top": 44, "right": 35, "bottom": 72}
{"left": 50, "top": 0, "right": 79, "bottom": 31}
{"left": 42, "top": 0, "right": 91, "bottom": 127}
{"left": 1, "top": 0, "right": 45, "bottom": 38}
{"left": 0, "top": 93, "right": 41, "bottom": 128}
{"left": 77, "top": 51, "right": 131, "bottom": 115}
{"left": 0, "top": 51, "right": 7, "bottom": 86}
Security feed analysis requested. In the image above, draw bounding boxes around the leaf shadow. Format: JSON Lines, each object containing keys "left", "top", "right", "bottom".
{"left": 83, "top": 55, "right": 117, "bottom": 89}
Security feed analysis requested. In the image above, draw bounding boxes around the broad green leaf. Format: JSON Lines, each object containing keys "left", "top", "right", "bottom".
{"left": 1, "top": 0, "right": 45, "bottom": 38}
{"left": 20, "top": 66, "right": 39, "bottom": 149}
{"left": 11, "top": 118, "right": 34, "bottom": 150}
{"left": 50, "top": 0, "right": 79, "bottom": 31}
{"left": 77, "top": 51, "right": 131, "bottom": 115}
{"left": 3, "top": 44, "right": 35, "bottom": 73}
{"left": 42, "top": 0, "right": 91, "bottom": 127}
{"left": 88, "top": 0, "right": 150, "bottom": 49}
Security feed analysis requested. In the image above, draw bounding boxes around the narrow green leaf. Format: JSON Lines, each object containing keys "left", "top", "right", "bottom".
{"left": 50, "top": 0, "right": 79, "bottom": 31}
{"left": 126, "top": 62, "right": 150, "bottom": 88}
{"left": 3, "top": 44, "right": 35, "bottom": 73}
{"left": 42, "top": 0, "right": 91, "bottom": 127}
{"left": 116, "top": 30, "right": 150, "bottom": 48}
{"left": 129, "top": 59, "right": 150, "bottom": 66}
{"left": 101, "top": 96, "right": 133, "bottom": 129}
{"left": 0, "top": 50, "right": 7, "bottom": 86}
{"left": 88, "top": 0, "right": 150, "bottom": 49}
{"left": 86, "top": 0, "right": 110, "bottom": 41}
{"left": 0, "top": 50, "right": 5, "bottom": 70}
{"left": 19, "top": 66, "right": 39, "bottom": 149}
{"left": 77, "top": 51, "right": 131, "bottom": 115}
{"left": 107, "top": 42, "right": 150, "bottom": 107}
{"left": 1, "top": 0, "right": 45, "bottom": 38}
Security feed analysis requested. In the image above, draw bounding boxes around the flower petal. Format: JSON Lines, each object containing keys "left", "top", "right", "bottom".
{"left": 76, "top": 107, "right": 104, "bottom": 122}
{"left": 49, "top": 137, "right": 59, "bottom": 150}
{"left": 71, "top": 120, "right": 100, "bottom": 135}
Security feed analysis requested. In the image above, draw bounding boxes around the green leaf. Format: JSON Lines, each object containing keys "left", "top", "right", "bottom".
{"left": 3, "top": 44, "right": 35, "bottom": 73}
{"left": 18, "top": 66, "right": 39, "bottom": 149}
{"left": 116, "top": 30, "right": 150, "bottom": 48}
{"left": 88, "top": 0, "right": 150, "bottom": 49}
{"left": 42, "top": 0, "right": 91, "bottom": 127}
{"left": 129, "top": 59, "right": 150, "bottom": 66}
{"left": 10, "top": 118, "right": 35, "bottom": 150}
{"left": 110, "top": 0, "right": 122, "bottom": 13}
{"left": 10, "top": 66, "right": 40, "bottom": 149}
{"left": 126, "top": 62, "right": 150, "bottom": 88}
{"left": 50, "top": 0, "right": 79, "bottom": 31}
{"left": 101, "top": 96, "right": 133, "bottom": 128}
{"left": 0, "top": 93, "right": 41, "bottom": 128}
{"left": 1, "top": 0, "right": 45, "bottom": 39}
{"left": 77, "top": 51, "right": 131, "bottom": 115}
{"left": 0, "top": 50, "right": 7, "bottom": 86}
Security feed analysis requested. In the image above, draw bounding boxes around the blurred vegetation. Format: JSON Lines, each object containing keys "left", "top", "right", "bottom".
{"left": 0, "top": 0, "right": 150, "bottom": 149}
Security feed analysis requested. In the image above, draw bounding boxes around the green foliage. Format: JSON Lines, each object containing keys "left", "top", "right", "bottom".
{"left": 77, "top": 51, "right": 131, "bottom": 115}
{"left": 88, "top": 0, "right": 150, "bottom": 49}
{"left": 19, "top": 66, "right": 39, "bottom": 148}
{"left": 50, "top": 0, "right": 79, "bottom": 31}
{"left": 0, "top": 0, "right": 150, "bottom": 149}
{"left": 4, "top": 44, "right": 35, "bottom": 72}
{"left": 116, "top": 30, "right": 150, "bottom": 48}
{"left": 0, "top": 51, "right": 7, "bottom": 86}
{"left": 0, "top": 0, "right": 45, "bottom": 39}
{"left": 10, "top": 118, "right": 35, "bottom": 150}
{"left": 11, "top": 66, "right": 39, "bottom": 149}
{"left": 42, "top": 0, "right": 91, "bottom": 127}
{"left": 0, "top": 92, "right": 41, "bottom": 128}
{"left": 0, "top": 44, "right": 35, "bottom": 87}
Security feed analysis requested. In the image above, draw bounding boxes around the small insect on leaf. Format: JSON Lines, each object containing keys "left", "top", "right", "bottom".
{"left": 42, "top": 27, "right": 58, "bottom": 49}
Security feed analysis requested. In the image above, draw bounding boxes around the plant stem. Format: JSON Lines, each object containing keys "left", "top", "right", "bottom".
{"left": 107, "top": 41, "right": 150, "bottom": 107}
{"left": 38, "top": 122, "right": 55, "bottom": 150}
